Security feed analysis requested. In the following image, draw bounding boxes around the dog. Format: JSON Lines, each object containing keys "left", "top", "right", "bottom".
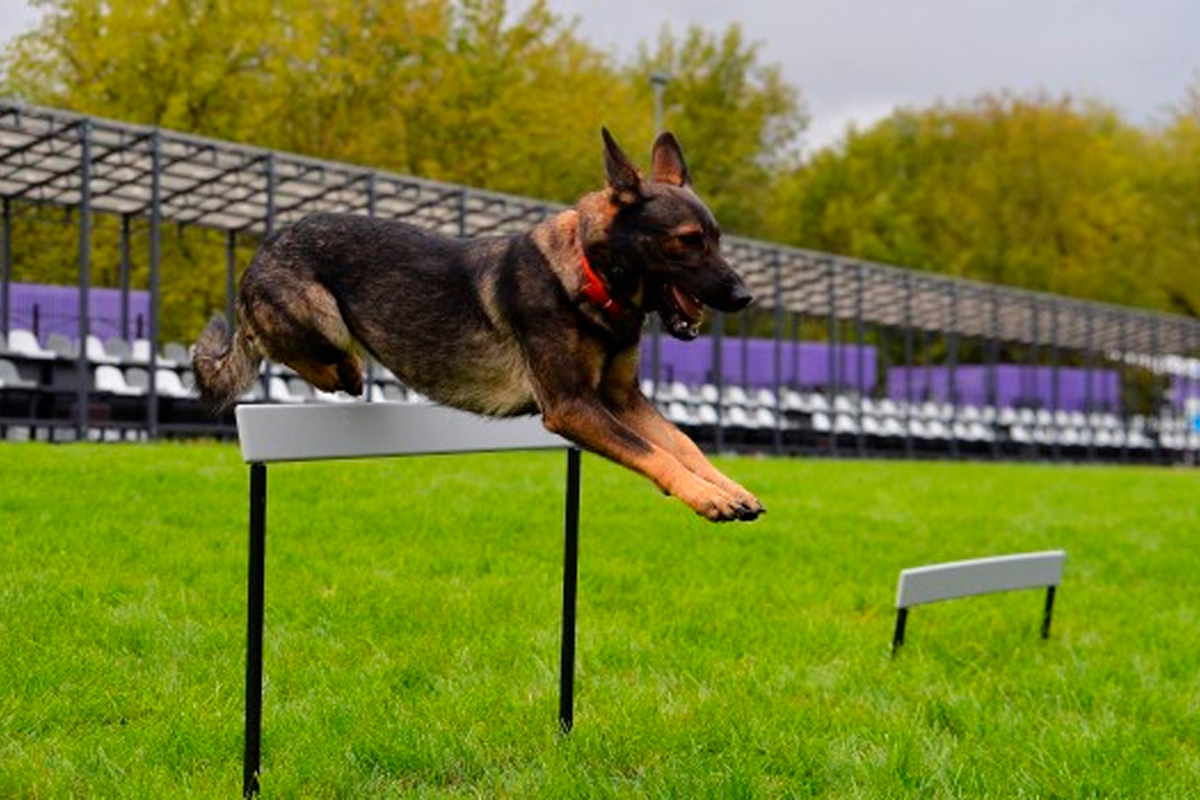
{"left": 192, "top": 129, "right": 765, "bottom": 522}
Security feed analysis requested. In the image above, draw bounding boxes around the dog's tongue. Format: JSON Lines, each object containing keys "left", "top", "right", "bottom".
{"left": 667, "top": 285, "right": 705, "bottom": 339}
{"left": 670, "top": 285, "right": 704, "bottom": 323}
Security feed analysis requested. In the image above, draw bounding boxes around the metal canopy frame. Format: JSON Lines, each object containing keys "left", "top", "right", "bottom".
{"left": 724, "top": 238, "right": 1198, "bottom": 357}
{"left": 1, "top": 101, "right": 1198, "bottom": 364}
{"left": 0, "top": 103, "right": 546, "bottom": 237}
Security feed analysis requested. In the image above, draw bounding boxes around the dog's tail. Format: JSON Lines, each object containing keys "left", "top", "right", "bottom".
{"left": 191, "top": 314, "right": 263, "bottom": 412}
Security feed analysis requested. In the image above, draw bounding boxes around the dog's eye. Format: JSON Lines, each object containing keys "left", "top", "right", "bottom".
{"left": 676, "top": 232, "right": 706, "bottom": 249}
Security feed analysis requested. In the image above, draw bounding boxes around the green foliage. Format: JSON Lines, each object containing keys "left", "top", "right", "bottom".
{"left": 1145, "top": 98, "right": 1200, "bottom": 318}
{"left": 775, "top": 92, "right": 1200, "bottom": 317}
{"left": 2, "top": 443, "right": 1200, "bottom": 796}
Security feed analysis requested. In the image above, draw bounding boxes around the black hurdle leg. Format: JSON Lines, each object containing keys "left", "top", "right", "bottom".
{"left": 559, "top": 448, "right": 581, "bottom": 733}
{"left": 244, "top": 463, "right": 267, "bottom": 798}
{"left": 891, "top": 607, "right": 909, "bottom": 657}
{"left": 1041, "top": 585, "right": 1057, "bottom": 640}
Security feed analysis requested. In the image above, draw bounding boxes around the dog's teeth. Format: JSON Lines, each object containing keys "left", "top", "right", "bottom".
{"left": 672, "top": 319, "right": 700, "bottom": 338}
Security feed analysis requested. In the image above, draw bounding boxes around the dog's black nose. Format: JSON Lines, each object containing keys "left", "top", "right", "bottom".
{"left": 718, "top": 282, "right": 753, "bottom": 312}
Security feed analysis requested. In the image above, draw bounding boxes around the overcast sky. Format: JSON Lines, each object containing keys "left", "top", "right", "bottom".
{"left": 2, "top": 0, "right": 1197, "bottom": 152}
{"left": 534, "top": 0, "right": 1200, "bottom": 152}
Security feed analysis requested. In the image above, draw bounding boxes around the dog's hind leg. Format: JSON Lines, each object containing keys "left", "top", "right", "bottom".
{"left": 239, "top": 274, "right": 364, "bottom": 396}
{"left": 287, "top": 356, "right": 363, "bottom": 395}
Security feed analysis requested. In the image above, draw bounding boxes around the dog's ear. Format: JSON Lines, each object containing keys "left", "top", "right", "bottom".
{"left": 602, "top": 127, "right": 642, "bottom": 205}
{"left": 651, "top": 132, "right": 691, "bottom": 187}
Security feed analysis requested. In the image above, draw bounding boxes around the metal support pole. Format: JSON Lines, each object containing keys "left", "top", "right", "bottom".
{"left": 650, "top": 319, "right": 662, "bottom": 404}
{"left": 1050, "top": 303, "right": 1061, "bottom": 461}
{"left": 713, "top": 313, "right": 725, "bottom": 453}
{"left": 988, "top": 288, "right": 1001, "bottom": 459}
{"left": 1151, "top": 318, "right": 1161, "bottom": 464}
{"left": 1085, "top": 309, "right": 1096, "bottom": 463}
{"left": 244, "top": 463, "right": 267, "bottom": 799}
{"left": 855, "top": 263, "right": 866, "bottom": 457}
{"left": 826, "top": 259, "right": 838, "bottom": 457}
{"left": 147, "top": 132, "right": 162, "bottom": 438}
{"left": 1118, "top": 314, "right": 1129, "bottom": 463}
{"left": 1027, "top": 297, "right": 1039, "bottom": 449}
{"left": 772, "top": 252, "right": 784, "bottom": 456}
{"left": 559, "top": 447, "right": 582, "bottom": 733}
{"left": 948, "top": 283, "right": 960, "bottom": 459}
{"left": 902, "top": 274, "right": 914, "bottom": 459}
{"left": 1041, "top": 585, "right": 1056, "bottom": 640}
{"left": 791, "top": 310, "right": 801, "bottom": 392}
{"left": 741, "top": 307, "right": 752, "bottom": 389}
{"left": 922, "top": 329, "right": 933, "bottom": 408}
{"left": 891, "top": 607, "right": 909, "bottom": 656}
{"left": 1, "top": 198, "right": 10, "bottom": 336}
{"left": 76, "top": 119, "right": 93, "bottom": 439}
{"left": 879, "top": 323, "right": 892, "bottom": 424}
{"left": 119, "top": 215, "right": 131, "bottom": 341}
{"left": 650, "top": 71, "right": 669, "bottom": 133}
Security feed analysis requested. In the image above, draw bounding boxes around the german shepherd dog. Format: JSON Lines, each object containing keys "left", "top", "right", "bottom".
{"left": 193, "top": 130, "right": 764, "bottom": 522}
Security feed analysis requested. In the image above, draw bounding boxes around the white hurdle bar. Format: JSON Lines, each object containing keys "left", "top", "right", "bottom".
{"left": 892, "top": 550, "right": 1066, "bottom": 655}
{"left": 235, "top": 403, "right": 579, "bottom": 798}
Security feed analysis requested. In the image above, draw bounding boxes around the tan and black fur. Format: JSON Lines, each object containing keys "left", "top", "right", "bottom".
{"left": 193, "top": 130, "right": 764, "bottom": 522}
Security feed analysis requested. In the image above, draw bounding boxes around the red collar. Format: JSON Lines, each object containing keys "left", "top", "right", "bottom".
{"left": 579, "top": 250, "right": 625, "bottom": 317}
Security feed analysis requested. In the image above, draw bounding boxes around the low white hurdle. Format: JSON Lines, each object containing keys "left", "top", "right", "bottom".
{"left": 892, "top": 550, "right": 1066, "bottom": 655}
{"left": 235, "top": 403, "right": 580, "bottom": 799}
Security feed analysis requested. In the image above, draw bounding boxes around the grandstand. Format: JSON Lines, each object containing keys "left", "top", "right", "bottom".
{"left": 1, "top": 102, "right": 1198, "bottom": 462}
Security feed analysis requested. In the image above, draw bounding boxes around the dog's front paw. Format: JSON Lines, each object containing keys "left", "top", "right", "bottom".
{"left": 690, "top": 486, "right": 764, "bottom": 523}
{"left": 710, "top": 479, "right": 765, "bottom": 521}
{"left": 724, "top": 482, "right": 763, "bottom": 520}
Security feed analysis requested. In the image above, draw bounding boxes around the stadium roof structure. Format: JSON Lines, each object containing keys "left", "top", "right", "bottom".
{"left": 1, "top": 101, "right": 1198, "bottom": 370}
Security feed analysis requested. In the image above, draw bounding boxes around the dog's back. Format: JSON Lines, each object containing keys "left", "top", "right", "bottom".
{"left": 194, "top": 212, "right": 547, "bottom": 416}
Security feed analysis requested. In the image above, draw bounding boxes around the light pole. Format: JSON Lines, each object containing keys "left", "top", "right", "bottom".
{"left": 650, "top": 71, "right": 670, "bottom": 133}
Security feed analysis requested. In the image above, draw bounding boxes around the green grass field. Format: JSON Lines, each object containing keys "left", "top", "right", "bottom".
{"left": 2, "top": 441, "right": 1199, "bottom": 798}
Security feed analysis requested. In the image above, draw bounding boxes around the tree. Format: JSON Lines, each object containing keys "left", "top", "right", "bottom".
{"left": 775, "top": 94, "right": 1168, "bottom": 310}
{"left": 631, "top": 24, "right": 806, "bottom": 239}
{"left": 1145, "top": 84, "right": 1200, "bottom": 318}
{"left": 389, "top": 0, "right": 645, "bottom": 201}
{"left": 2, "top": 0, "right": 277, "bottom": 136}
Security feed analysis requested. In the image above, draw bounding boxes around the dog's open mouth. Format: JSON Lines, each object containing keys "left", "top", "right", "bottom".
{"left": 662, "top": 284, "right": 705, "bottom": 340}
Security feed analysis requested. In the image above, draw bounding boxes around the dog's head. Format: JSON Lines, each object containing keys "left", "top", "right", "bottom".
{"left": 582, "top": 129, "right": 753, "bottom": 341}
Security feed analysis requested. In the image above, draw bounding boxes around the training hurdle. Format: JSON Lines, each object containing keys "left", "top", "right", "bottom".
{"left": 892, "top": 550, "right": 1066, "bottom": 655}
{"left": 235, "top": 402, "right": 581, "bottom": 799}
